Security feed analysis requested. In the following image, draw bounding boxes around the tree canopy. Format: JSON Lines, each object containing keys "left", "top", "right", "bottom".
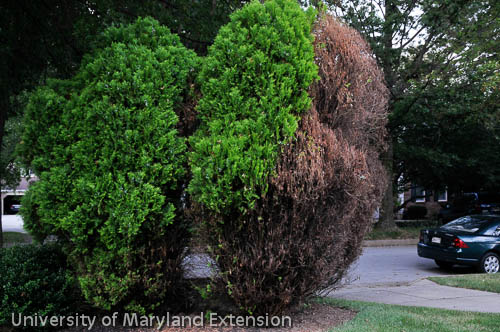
{"left": 324, "top": 0, "right": 499, "bottom": 224}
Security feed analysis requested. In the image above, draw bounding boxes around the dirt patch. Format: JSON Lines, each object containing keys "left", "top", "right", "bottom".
{"left": 58, "top": 303, "right": 355, "bottom": 332}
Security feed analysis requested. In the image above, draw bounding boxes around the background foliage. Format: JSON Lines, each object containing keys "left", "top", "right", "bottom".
{"left": 325, "top": 0, "right": 499, "bottom": 226}
{"left": 0, "top": 0, "right": 248, "bottom": 247}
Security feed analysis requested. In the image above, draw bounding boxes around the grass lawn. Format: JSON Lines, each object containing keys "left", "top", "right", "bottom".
{"left": 2, "top": 232, "right": 32, "bottom": 246}
{"left": 428, "top": 274, "right": 500, "bottom": 294}
{"left": 365, "top": 226, "right": 422, "bottom": 240}
{"left": 320, "top": 298, "right": 500, "bottom": 332}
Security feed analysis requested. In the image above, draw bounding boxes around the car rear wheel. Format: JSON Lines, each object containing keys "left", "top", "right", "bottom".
{"left": 435, "top": 260, "right": 454, "bottom": 269}
{"left": 479, "top": 253, "right": 499, "bottom": 274}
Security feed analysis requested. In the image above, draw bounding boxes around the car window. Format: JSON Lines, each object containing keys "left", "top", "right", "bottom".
{"left": 484, "top": 225, "right": 500, "bottom": 237}
{"left": 441, "top": 216, "right": 496, "bottom": 233}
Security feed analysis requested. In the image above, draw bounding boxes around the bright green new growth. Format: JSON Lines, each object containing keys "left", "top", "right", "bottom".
{"left": 189, "top": 0, "right": 318, "bottom": 214}
{"left": 19, "top": 18, "right": 198, "bottom": 312}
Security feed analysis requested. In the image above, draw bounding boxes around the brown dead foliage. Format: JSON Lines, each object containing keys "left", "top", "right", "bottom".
{"left": 200, "top": 15, "right": 388, "bottom": 316}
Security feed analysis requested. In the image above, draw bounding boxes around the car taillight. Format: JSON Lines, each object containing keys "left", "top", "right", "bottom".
{"left": 419, "top": 232, "right": 424, "bottom": 243}
{"left": 453, "top": 238, "right": 469, "bottom": 248}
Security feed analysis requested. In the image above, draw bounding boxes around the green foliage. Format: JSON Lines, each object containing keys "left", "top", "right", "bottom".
{"left": 17, "top": 80, "right": 76, "bottom": 175}
{"left": 0, "top": 244, "right": 81, "bottom": 329}
{"left": 0, "top": 114, "right": 23, "bottom": 189}
{"left": 18, "top": 184, "right": 47, "bottom": 243}
{"left": 393, "top": 59, "right": 500, "bottom": 192}
{"left": 331, "top": 0, "right": 500, "bottom": 193}
{"left": 19, "top": 18, "right": 198, "bottom": 312}
{"left": 365, "top": 226, "right": 422, "bottom": 240}
{"left": 189, "top": 0, "right": 318, "bottom": 214}
{"left": 129, "top": 0, "right": 249, "bottom": 54}
{"left": 2, "top": 0, "right": 244, "bottom": 256}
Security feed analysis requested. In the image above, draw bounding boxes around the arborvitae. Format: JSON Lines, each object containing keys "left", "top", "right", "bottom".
{"left": 189, "top": 0, "right": 318, "bottom": 214}
{"left": 19, "top": 17, "right": 198, "bottom": 313}
{"left": 189, "top": 1, "right": 388, "bottom": 315}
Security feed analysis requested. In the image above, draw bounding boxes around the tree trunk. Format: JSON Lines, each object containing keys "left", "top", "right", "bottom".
{"left": 0, "top": 93, "right": 9, "bottom": 249}
{"left": 377, "top": 138, "right": 397, "bottom": 229}
{"left": 0, "top": 190, "right": 3, "bottom": 249}
{"left": 375, "top": 0, "right": 398, "bottom": 230}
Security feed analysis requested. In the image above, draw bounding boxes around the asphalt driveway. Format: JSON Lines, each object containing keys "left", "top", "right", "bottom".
{"left": 343, "top": 245, "right": 476, "bottom": 287}
{"left": 1, "top": 215, "right": 26, "bottom": 233}
{"left": 330, "top": 245, "right": 500, "bottom": 313}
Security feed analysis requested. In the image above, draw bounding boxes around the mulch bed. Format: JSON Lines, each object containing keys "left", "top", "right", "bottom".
{"left": 57, "top": 303, "right": 355, "bottom": 332}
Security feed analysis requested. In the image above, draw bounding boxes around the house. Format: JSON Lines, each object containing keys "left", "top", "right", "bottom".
{"left": 1, "top": 174, "right": 36, "bottom": 232}
{"left": 401, "top": 185, "right": 448, "bottom": 219}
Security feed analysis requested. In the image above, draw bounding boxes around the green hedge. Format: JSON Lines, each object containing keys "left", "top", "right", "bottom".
{"left": 0, "top": 245, "right": 81, "bottom": 330}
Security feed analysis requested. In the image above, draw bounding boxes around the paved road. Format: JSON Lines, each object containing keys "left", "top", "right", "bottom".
{"left": 343, "top": 245, "right": 476, "bottom": 287}
{"left": 185, "top": 245, "right": 477, "bottom": 283}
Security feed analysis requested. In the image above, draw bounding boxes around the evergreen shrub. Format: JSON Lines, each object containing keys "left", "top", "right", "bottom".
{"left": 0, "top": 244, "right": 81, "bottom": 330}
{"left": 189, "top": 0, "right": 318, "bottom": 214}
{"left": 19, "top": 18, "right": 198, "bottom": 313}
{"left": 190, "top": 1, "right": 388, "bottom": 316}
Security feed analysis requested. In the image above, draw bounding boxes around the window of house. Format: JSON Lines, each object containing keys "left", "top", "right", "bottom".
{"left": 437, "top": 190, "right": 448, "bottom": 202}
{"left": 415, "top": 187, "right": 426, "bottom": 203}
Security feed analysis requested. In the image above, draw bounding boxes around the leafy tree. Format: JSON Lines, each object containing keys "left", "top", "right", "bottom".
{"left": 19, "top": 18, "right": 199, "bottom": 313}
{"left": 394, "top": 60, "right": 500, "bottom": 193}
{"left": 189, "top": 0, "right": 317, "bottom": 314}
{"left": 324, "top": 0, "right": 499, "bottom": 227}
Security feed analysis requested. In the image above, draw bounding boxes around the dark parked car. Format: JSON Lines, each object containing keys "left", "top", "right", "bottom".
{"left": 477, "top": 192, "right": 500, "bottom": 214}
{"left": 418, "top": 215, "right": 500, "bottom": 273}
{"left": 437, "top": 193, "right": 477, "bottom": 224}
{"left": 10, "top": 204, "right": 21, "bottom": 213}
{"left": 437, "top": 192, "right": 500, "bottom": 224}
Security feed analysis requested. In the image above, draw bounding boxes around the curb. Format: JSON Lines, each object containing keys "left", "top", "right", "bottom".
{"left": 362, "top": 238, "right": 419, "bottom": 247}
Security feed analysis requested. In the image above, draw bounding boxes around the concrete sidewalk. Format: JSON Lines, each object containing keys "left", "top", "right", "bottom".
{"left": 328, "top": 278, "right": 500, "bottom": 313}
